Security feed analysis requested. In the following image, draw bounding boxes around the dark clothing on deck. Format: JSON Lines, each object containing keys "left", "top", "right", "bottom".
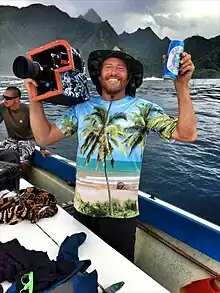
{"left": 0, "top": 233, "right": 90, "bottom": 292}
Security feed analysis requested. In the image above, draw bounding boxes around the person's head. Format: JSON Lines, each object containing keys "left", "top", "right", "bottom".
{"left": 88, "top": 48, "right": 144, "bottom": 100}
{"left": 99, "top": 57, "right": 129, "bottom": 97}
{"left": 3, "top": 86, "right": 21, "bottom": 109}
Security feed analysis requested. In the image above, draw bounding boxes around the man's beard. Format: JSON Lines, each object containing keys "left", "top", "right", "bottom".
{"left": 100, "top": 77, "right": 127, "bottom": 96}
{"left": 104, "top": 85, "right": 122, "bottom": 96}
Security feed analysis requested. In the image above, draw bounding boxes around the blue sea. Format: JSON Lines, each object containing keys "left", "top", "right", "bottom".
{"left": 77, "top": 157, "right": 141, "bottom": 174}
{"left": 0, "top": 77, "right": 220, "bottom": 226}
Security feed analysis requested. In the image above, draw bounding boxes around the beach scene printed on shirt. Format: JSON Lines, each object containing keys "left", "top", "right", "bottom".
{"left": 56, "top": 97, "right": 176, "bottom": 218}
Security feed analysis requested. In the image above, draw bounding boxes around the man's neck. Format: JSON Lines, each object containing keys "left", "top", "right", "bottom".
{"left": 101, "top": 91, "right": 127, "bottom": 101}
{"left": 10, "top": 102, "right": 20, "bottom": 111}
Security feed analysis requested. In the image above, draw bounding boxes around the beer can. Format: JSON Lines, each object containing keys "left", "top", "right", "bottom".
{"left": 162, "top": 40, "right": 184, "bottom": 80}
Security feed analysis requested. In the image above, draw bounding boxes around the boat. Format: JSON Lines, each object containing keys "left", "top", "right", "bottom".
{"left": 19, "top": 146, "right": 219, "bottom": 293}
{"left": 2, "top": 177, "right": 171, "bottom": 293}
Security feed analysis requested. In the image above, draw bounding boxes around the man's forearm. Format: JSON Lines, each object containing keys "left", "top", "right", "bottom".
{"left": 173, "top": 84, "right": 196, "bottom": 141}
{"left": 29, "top": 100, "right": 52, "bottom": 145}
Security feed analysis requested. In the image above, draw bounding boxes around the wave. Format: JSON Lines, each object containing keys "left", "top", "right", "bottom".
{"left": 0, "top": 80, "right": 23, "bottom": 85}
{"left": 78, "top": 175, "right": 139, "bottom": 185}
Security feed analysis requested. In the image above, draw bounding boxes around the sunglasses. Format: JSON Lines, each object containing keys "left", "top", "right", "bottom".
{"left": 19, "top": 271, "right": 34, "bottom": 293}
{"left": 2, "top": 95, "right": 18, "bottom": 101}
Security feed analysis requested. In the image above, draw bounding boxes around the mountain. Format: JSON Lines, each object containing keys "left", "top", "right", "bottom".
{"left": 184, "top": 36, "right": 220, "bottom": 78}
{"left": 78, "top": 14, "right": 84, "bottom": 20}
{"left": 0, "top": 4, "right": 119, "bottom": 75}
{"left": 119, "top": 27, "right": 171, "bottom": 76}
{"left": 119, "top": 28, "right": 220, "bottom": 77}
{"left": 82, "top": 8, "right": 102, "bottom": 23}
{"left": 0, "top": 4, "right": 219, "bottom": 78}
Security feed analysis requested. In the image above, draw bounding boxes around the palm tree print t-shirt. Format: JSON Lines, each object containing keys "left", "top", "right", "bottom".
{"left": 55, "top": 95, "right": 177, "bottom": 219}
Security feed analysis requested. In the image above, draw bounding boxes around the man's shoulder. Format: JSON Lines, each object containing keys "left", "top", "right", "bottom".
{"left": 0, "top": 102, "right": 5, "bottom": 112}
{"left": 136, "top": 97, "right": 151, "bottom": 103}
{"left": 19, "top": 103, "right": 29, "bottom": 113}
{"left": 76, "top": 96, "right": 159, "bottom": 110}
{"left": 20, "top": 102, "right": 29, "bottom": 109}
{"left": 0, "top": 103, "right": 5, "bottom": 119}
{"left": 75, "top": 95, "right": 100, "bottom": 109}
{"left": 61, "top": 99, "right": 92, "bottom": 117}
{"left": 133, "top": 97, "right": 154, "bottom": 107}
{"left": 134, "top": 97, "right": 163, "bottom": 110}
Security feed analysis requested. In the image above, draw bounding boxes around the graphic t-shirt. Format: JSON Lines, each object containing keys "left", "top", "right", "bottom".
{"left": 0, "top": 103, "right": 34, "bottom": 140}
{"left": 55, "top": 95, "right": 177, "bottom": 219}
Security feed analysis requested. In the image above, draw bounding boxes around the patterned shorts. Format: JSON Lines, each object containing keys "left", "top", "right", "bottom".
{"left": 0, "top": 137, "right": 36, "bottom": 163}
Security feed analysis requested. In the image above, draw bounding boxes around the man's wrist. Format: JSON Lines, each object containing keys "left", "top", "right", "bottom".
{"left": 174, "top": 81, "right": 190, "bottom": 91}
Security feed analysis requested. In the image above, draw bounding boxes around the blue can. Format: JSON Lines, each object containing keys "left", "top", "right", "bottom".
{"left": 162, "top": 40, "right": 184, "bottom": 80}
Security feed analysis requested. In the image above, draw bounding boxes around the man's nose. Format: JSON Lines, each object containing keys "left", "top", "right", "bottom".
{"left": 110, "top": 67, "right": 117, "bottom": 76}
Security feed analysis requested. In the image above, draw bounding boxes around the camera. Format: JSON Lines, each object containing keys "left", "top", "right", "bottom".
{"left": 12, "top": 40, "right": 90, "bottom": 106}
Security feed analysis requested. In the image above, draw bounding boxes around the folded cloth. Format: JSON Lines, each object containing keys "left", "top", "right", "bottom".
{"left": 45, "top": 270, "right": 98, "bottom": 293}
{"left": 0, "top": 186, "right": 58, "bottom": 224}
{"left": 72, "top": 271, "right": 98, "bottom": 293}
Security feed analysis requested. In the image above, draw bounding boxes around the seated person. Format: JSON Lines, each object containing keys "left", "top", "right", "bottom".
{"left": 0, "top": 86, "right": 48, "bottom": 164}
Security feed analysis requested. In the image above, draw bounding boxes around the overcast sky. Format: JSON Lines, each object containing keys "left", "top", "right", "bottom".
{"left": 1, "top": 0, "right": 220, "bottom": 40}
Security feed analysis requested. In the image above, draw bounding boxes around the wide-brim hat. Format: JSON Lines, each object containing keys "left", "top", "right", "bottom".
{"left": 88, "top": 48, "right": 144, "bottom": 97}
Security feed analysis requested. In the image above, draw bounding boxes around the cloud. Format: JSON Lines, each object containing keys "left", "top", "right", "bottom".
{"left": 152, "top": 12, "right": 220, "bottom": 40}
{"left": 1, "top": 0, "right": 219, "bottom": 39}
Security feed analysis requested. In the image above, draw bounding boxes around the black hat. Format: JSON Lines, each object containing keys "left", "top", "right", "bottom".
{"left": 88, "top": 47, "right": 144, "bottom": 97}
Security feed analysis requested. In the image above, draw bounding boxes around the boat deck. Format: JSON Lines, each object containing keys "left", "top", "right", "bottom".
{"left": 0, "top": 178, "right": 170, "bottom": 293}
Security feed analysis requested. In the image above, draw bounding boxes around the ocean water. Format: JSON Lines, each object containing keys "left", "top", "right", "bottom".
{"left": 77, "top": 157, "right": 142, "bottom": 174}
{"left": 0, "top": 77, "right": 220, "bottom": 226}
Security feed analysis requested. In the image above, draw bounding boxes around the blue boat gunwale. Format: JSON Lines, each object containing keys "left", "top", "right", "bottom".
{"left": 31, "top": 149, "right": 220, "bottom": 262}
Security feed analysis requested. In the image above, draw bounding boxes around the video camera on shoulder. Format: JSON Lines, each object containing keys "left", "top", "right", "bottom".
{"left": 12, "top": 40, "right": 90, "bottom": 106}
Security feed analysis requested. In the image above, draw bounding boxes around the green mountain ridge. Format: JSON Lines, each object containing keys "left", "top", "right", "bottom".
{"left": 0, "top": 4, "right": 219, "bottom": 78}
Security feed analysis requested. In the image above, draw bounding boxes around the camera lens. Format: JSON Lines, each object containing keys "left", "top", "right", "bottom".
{"left": 13, "top": 56, "right": 40, "bottom": 79}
